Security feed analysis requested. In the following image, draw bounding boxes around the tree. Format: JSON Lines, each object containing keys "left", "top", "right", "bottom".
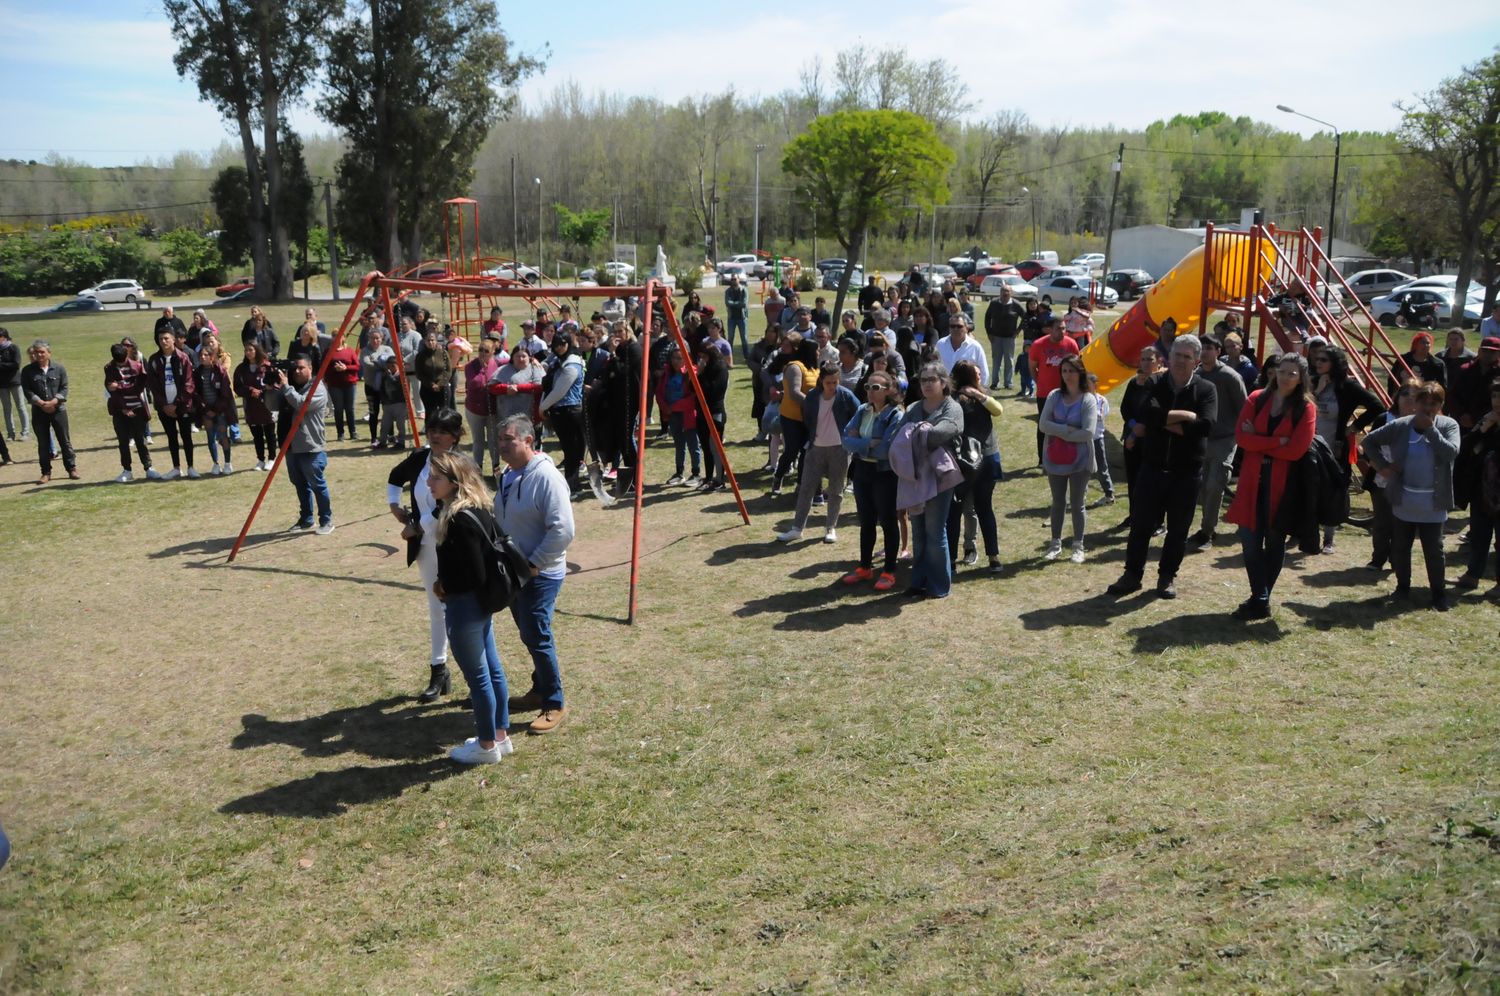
{"left": 160, "top": 228, "right": 222, "bottom": 283}
{"left": 164, "top": 0, "right": 337, "bottom": 300}
{"left": 554, "top": 204, "right": 611, "bottom": 264}
{"left": 321, "top": 0, "right": 537, "bottom": 270}
{"left": 210, "top": 166, "right": 253, "bottom": 267}
{"left": 782, "top": 109, "right": 955, "bottom": 316}
{"left": 1397, "top": 49, "right": 1500, "bottom": 319}
{"left": 962, "top": 110, "right": 1028, "bottom": 237}
{"left": 1357, "top": 156, "right": 1458, "bottom": 276}
{"left": 670, "top": 93, "right": 737, "bottom": 265}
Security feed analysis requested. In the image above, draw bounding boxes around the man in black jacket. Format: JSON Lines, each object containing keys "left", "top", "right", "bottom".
{"left": 1107, "top": 334, "right": 1218, "bottom": 598}
{"left": 0, "top": 327, "right": 27, "bottom": 441}
{"left": 983, "top": 286, "right": 1025, "bottom": 391}
{"left": 20, "top": 339, "right": 78, "bottom": 483}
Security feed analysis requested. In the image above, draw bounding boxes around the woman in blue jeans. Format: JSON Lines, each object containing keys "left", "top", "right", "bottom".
{"left": 899, "top": 363, "right": 964, "bottom": 598}
{"left": 427, "top": 450, "right": 513, "bottom": 765}
{"left": 945, "top": 360, "right": 1005, "bottom": 574}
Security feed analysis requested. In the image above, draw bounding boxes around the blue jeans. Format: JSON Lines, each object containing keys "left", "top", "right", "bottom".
{"left": 447, "top": 591, "right": 508, "bottom": 742}
{"left": 285, "top": 449, "right": 332, "bottom": 527}
{"left": 1017, "top": 348, "right": 1034, "bottom": 394}
{"left": 727, "top": 313, "right": 749, "bottom": 361}
{"left": 510, "top": 572, "right": 564, "bottom": 707}
{"left": 910, "top": 488, "right": 955, "bottom": 597}
{"left": 1238, "top": 526, "right": 1287, "bottom": 605}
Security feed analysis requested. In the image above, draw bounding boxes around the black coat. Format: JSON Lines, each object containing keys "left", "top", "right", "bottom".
{"left": 1274, "top": 435, "right": 1348, "bottom": 553}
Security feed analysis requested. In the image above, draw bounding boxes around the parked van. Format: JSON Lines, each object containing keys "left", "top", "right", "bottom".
{"left": 1033, "top": 250, "right": 1059, "bottom": 267}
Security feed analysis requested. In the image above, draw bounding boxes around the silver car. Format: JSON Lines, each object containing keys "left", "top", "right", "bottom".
{"left": 977, "top": 273, "right": 1039, "bottom": 301}
{"left": 1032, "top": 275, "right": 1118, "bottom": 308}
{"left": 78, "top": 278, "right": 147, "bottom": 305}
{"left": 1344, "top": 268, "right": 1415, "bottom": 303}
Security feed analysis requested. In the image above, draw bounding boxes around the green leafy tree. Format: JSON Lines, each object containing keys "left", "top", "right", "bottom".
{"left": 554, "top": 204, "right": 611, "bottom": 263}
{"left": 1398, "top": 49, "right": 1500, "bottom": 316}
{"left": 210, "top": 166, "right": 253, "bottom": 267}
{"left": 782, "top": 109, "right": 954, "bottom": 316}
{"left": 163, "top": 0, "right": 337, "bottom": 301}
{"left": 320, "top": 0, "right": 537, "bottom": 270}
{"left": 160, "top": 228, "right": 223, "bottom": 284}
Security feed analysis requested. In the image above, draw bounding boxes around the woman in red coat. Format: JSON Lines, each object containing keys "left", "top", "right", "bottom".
{"left": 1225, "top": 353, "right": 1316, "bottom": 619}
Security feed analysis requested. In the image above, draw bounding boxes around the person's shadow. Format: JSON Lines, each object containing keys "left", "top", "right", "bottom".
{"left": 220, "top": 695, "right": 473, "bottom": 818}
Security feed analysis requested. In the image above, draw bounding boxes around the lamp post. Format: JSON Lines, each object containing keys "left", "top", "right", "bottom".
{"left": 533, "top": 177, "right": 543, "bottom": 274}
{"left": 1022, "top": 186, "right": 1038, "bottom": 258}
{"left": 752, "top": 143, "right": 765, "bottom": 253}
{"left": 1277, "top": 104, "right": 1340, "bottom": 279}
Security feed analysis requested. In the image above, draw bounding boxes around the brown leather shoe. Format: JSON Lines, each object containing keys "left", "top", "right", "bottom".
{"left": 36, "top": 473, "right": 50, "bottom": 484}
{"left": 507, "top": 690, "right": 545, "bottom": 713}
{"left": 529, "top": 706, "right": 566, "bottom": 735}
{"left": 67, "top": 469, "right": 81, "bottom": 480}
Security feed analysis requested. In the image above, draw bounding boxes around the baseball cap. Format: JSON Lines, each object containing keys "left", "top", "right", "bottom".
{"left": 1480, "top": 336, "right": 1500, "bottom": 353}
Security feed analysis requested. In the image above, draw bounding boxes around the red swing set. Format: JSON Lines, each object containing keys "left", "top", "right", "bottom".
{"left": 228, "top": 199, "right": 751, "bottom": 624}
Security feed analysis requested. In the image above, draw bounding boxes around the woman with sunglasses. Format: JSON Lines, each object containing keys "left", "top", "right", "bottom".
{"left": 840, "top": 369, "right": 906, "bottom": 590}
{"left": 388, "top": 408, "right": 466, "bottom": 701}
{"left": 1038, "top": 354, "right": 1098, "bottom": 562}
{"left": 1310, "top": 345, "right": 1383, "bottom": 554}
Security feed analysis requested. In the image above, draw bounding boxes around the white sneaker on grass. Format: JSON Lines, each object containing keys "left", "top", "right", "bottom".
{"left": 1044, "top": 540, "right": 1063, "bottom": 561}
{"left": 775, "top": 527, "right": 803, "bottom": 543}
{"left": 145, "top": 468, "right": 163, "bottom": 480}
{"left": 1070, "top": 544, "right": 1086, "bottom": 564}
{"left": 315, "top": 522, "right": 335, "bottom": 536}
{"left": 209, "top": 464, "right": 222, "bottom": 476}
{"left": 186, "top": 467, "right": 201, "bottom": 479}
{"left": 449, "top": 738, "right": 503, "bottom": 764}
{"left": 823, "top": 528, "right": 838, "bottom": 544}
{"left": 161, "top": 467, "right": 181, "bottom": 481}
{"left": 114, "top": 470, "right": 133, "bottom": 483}
{"left": 222, "top": 462, "right": 234, "bottom": 475}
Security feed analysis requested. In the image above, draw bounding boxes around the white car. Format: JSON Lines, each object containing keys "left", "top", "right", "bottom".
{"left": 1343, "top": 268, "right": 1415, "bottom": 303}
{"left": 1371, "top": 288, "right": 1482, "bottom": 327}
{"left": 1391, "top": 275, "right": 1487, "bottom": 299}
{"left": 481, "top": 262, "right": 540, "bottom": 285}
{"left": 78, "top": 279, "right": 147, "bottom": 305}
{"left": 1070, "top": 253, "right": 1105, "bottom": 272}
{"left": 716, "top": 253, "right": 759, "bottom": 275}
{"left": 580, "top": 261, "right": 636, "bottom": 282}
{"left": 1033, "top": 275, "right": 1118, "bottom": 308}
{"left": 977, "top": 273, "right": 1039, "bottom": 301}
{"left": 1029, "top": 265, "right": 1090, "bottom": 286}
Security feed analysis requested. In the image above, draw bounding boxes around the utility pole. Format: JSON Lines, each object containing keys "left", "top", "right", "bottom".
{"left": 534, "top": 177, "right": 543, "bottom": 272}
{"left": 510, "top": 156, "right": 518, "bottom": 260}
{"left": 324, "top": 181, "right": 339, "bottom": 301}
{"left": 1101, "top": 144, "right": 1124, "bottom": 280}
{"left": 752, "top": 143, "right": 765, "bottom": 253}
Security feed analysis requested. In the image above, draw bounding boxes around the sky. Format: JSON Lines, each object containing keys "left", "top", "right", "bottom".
{"left": 0, "top": 0, "right": 1497, "bottom": 167}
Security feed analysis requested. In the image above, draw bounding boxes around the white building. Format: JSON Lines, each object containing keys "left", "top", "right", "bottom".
{"left": 1109, "top": 224, "right": 1369, "bottom": 282}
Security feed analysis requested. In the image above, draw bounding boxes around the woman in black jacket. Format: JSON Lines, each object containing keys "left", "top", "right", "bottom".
{"left": 427, "top": 449, "right": 513, "bottom": 765}
{"left": 693, "top": 341, "right": 730, "bottom": 492}
{"left": 1310, "top": 345, "right": 1384, "bottom": 554}
{"left": 1118, "top": 345, "right": 1162, "bottom": 528}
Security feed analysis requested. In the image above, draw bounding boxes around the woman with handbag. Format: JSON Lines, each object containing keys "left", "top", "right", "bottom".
{"left": 839, "top": 370, "right": 905, "bottom": 590}
{"left": 388, "top": 407, "right": 464, "bottom": 702}
{"left": 426, "top": 449, "right": 513, "bottom": 765}
{"left": 1038, "top": 355, "right": 1098, "bottom": 563}
{"left": 945, "top": 359, "right": 1005, "bottom": 574}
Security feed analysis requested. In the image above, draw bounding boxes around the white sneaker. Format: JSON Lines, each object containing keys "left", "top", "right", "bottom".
{"left": 162, "top": 467, "right": 181, "bottom": 481}
{"left": 186, "top": 467, "right": 201, "bottom": 479}
{"left": 1044, "top": 540, "right": 1063, "bottom": 561}
{"left": 260, "top": 460, "right": 273, "bottom": 472}
{"left": 775, "top": 527, "right": 803, "bottom": 543}
{"left": 315, "top": 522, "right": 335, "bottom": 536}
{"left": 222, "top": 462, "right": 234, "bottom": 475}
{"left": 252, "top": 460, "right": 264, "bottom": 471}
{"left": 210, "top": 463, "right": 222, "bottom": 476}
{"left": 497, "top": 736, "right": 515, "bottom": 757}
{"left": 823, "top": 528, "right": 838, "bottom": 544}
{"left": 1070, "top": 544, "right": 1086, "bottom": 564}
{"left": 449, "top": 738, "right": 503, "bottom": 765}
{"left": 114, "top": 470, "right": 133, "bottom": 483}
{"left": 145, "top": 468, "right": 163, "bottom": 480}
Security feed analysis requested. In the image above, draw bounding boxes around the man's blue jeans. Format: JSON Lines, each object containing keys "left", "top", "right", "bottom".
{"left": 510, "top": 572, "right": 564, "bottom": 707}
{"left": 909, "top": 488, "right": 955, "bottom": 598}
{"left": 727, "top": 314, "right": 749, "bottom": 361}
{"left": 447, "top": 592, "right": 509, "bottom": 742}
{"left": 285, "top": 449, "right": 332, "bottom": 527}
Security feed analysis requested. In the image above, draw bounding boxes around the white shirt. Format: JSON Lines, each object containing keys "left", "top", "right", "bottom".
{"left": 937, "top": 335, "right": 989, "bottom": 386}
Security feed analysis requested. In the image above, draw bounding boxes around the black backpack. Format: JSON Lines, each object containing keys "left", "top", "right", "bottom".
{"left": 462, "top": 508, "right": 532, "bottom": 613}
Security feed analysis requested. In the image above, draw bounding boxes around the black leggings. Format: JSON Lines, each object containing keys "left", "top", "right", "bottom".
{"left": 775, "top": 416, "right": 808, "bottom": 482}
{"left": 697, "top": 411, "right": 727, "bottom": 481}
{"left": 549, "top": 405, "right": 586, "bottom": 490}
{"left": 247, "top": 422, "right": 276, "bottom": 462}
{"left": 328, "top": 383, "right": 357, "bottom": 438}
{"left": 1393, "top": 519, "right": 1445, "bottom": 600}
{"left": 851, "top": 460, "right": 899, "bottom": 573}
{"left": 113, "top": 413, "right": 151, "bottom": 470}
{"left": 158, "top": 412, "right": 195, "bottom": 468}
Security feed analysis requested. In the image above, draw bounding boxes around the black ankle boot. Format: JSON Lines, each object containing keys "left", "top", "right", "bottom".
{"left": 418, "top": 666, "right": 450, "bottom": 703}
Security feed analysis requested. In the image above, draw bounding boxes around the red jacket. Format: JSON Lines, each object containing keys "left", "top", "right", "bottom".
{"left": 1224, "top": 390, "right": 1316, "bottom": 532}
{"left": 233, "top": 359, "right": 275, "bottom": 425}
{"left": 145, "top": 348, "right": 198, "bottom": 416}
{"left": 104, "top": 359, "right": 150, "bottom": 418}
{"left": 325, "top": 346, "right": 360, "bottom": 387}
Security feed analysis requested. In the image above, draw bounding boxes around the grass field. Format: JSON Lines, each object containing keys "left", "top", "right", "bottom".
{"left": 1, "top": 294, "right": 1497, "bottom": 992}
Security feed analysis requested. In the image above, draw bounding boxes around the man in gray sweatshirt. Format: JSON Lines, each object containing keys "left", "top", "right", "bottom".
{"left": 1189, "top": 333, "right": 1249, "bottom": 550}
{"left": 274, "top": 356, "right": 334, "bottom": 534}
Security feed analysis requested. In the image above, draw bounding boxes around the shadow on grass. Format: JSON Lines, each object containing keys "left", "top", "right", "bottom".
{"left": 706, "top": 539, "right": 798, "bottom": 566}
{"left": 735, "top": 581, "right": 911, "bottom": 631}
{"left": 220, "top": 758, "right": 462, "bottom": 818}
{"left": 1017, "top": 590, "right": 1151, "bottom": 630}
{"left": 1125, "top": 612, "right": 1288, "bottom": 653}
{"left": 1298, "top": 565, "right": 1384, "bottom": 589}
{"left": 203, "top": 560, "right": 426, "bottom": 592}
{"left": 231, "top": 695, "right": 468, "bottom": 761}
{"left": 1279, "top": 591, "right": 1421, "bottom": 630}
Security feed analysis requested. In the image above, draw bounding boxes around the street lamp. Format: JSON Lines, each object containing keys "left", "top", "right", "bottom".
{"left": 534, "top": 177, "right": 543, "bottom": 275}
{"left": 1277, "top": 104, "right": 1341, "bottom": 279}
{"left": 752, "top": 143, "right": 765, "bottom": 253}
{"left": 1022, "top": 186, "right": 1038, "bottom": 258}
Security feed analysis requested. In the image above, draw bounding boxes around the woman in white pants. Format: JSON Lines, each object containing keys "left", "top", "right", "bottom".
{"left": 387, "top": 407, "right": 465, "bottom": 700}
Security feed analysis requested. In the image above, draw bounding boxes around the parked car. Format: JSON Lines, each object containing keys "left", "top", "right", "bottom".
{"left": 1033, "top": 275, "right": 1118, "bottom": 308}
{"left": 579, "top": 261, "right": 635, "bottom": 282}
{"left": 1105, "top": 269, "right": 1156, "bottom": 301}
{"left": 966, "top": 262, "right": 1018, "bottom": 291}
{"left": 215, "top": 276, "right": 253, "bottom": 297}
{"left": 79, "top": 278, "right": 147, "bottom": 305}
{"left": 717, "top": 253, "right": 759, "bottom": 275}
{"left": 1371, "top": 288, "right": 1481, "bottom": 328}
{"left": 210, "top": 286, "right": 258, "bottom": 306}
{"left": 815, "top": 257, "right": 849, "bottom": 272}
{"left": 1391, "top": 275, "right": 1487, "bottom": 299}
{"left": 947, "top": 253, "right": 991, "bottom": 278}
{"left": 1070, "top": 253, "right": 1106, "bottom": 272}
{"left": 1014, "top": 259, "right": 1050, "bottom": 281}
{"left": 481, "top": 262, "right": 541, "bottom": 285}
{"left": 41, "top": 297, "right": 104, "bottom": 315}
{"left": 1029, "top": 265, "right": 1090, "bottom": 286}
{"left": 822, "top": 265, "right": 864, "bottom": 290}
{"left": 977, "top": 273, "right": 1040, "bottom": 301}
{"left": 914, "top": 263, "right": 959, "bottom": 286}
{"left": 1343, "top": 268, "right": 1415, "bottom": 303}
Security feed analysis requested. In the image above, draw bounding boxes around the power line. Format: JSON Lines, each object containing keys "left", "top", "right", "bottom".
{"left": 0, "top": 200, "right": 213, "bottom": 220}
{"left": 1123, "top": 145, "right": 1410, "bottom": 160}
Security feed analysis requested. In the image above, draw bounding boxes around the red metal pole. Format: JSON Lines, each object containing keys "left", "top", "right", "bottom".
{"left": 627, "top": 282, "right": 655, "bottom": 624}
{"left": 1199, "top": 222, "right": 1215, "bottom": 335}
{"left": 227, "top": 273, "right": 378, "bottom": 561}
{"left": 379, "top": 284, "right": 424, "bottom": 448}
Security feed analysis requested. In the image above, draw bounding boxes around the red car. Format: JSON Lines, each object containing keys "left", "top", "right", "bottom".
{"left": 966, "top": 262, "right": 1018, "bottom": 291}
{"left": 1014, "top": 260, "right": 1050, "bottom": 281}
{"left": 215, "top": 276, "right": 253, "bottom": 297}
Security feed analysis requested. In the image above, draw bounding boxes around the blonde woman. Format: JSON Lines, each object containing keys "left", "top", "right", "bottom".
{"left": 427, "top": 450, "right": 513, "bottom": 764}
{"left": 194, "top": 342, "right": 239, "bottom": 474}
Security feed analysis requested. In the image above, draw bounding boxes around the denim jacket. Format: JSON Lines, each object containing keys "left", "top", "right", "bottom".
{"left": 841, "top": 403, "right": 904, "bottom": 472}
